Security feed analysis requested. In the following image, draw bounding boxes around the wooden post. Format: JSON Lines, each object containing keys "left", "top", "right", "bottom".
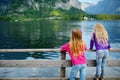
{"left": 60, "top": 51, "right": 66, "bottom": 77}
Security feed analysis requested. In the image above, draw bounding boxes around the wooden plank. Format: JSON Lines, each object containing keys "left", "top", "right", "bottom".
{"left": 60, "top": 52, "right": 66, "bottom": 77}
{"left": 0, "top": 60, "right": 71, "bottom": 67}
{"left": 86, "top": 48, "right": 120, "bottom": 52}
{"left": 0, "top": 77, "right": 120, "bottom": 80}
{"left": 0, "top": 49, "right": 60, "bottom": 52}
{"left": 0, "top": 48, "right": 120, "bottom": 52}
{"left": 109, "top": 48, "right": 120, "bottom": 52}
{"left": 87, "top": 60, "right": 120, "bottom": 67}
{"left": 107, "top": 60, "right": 120, "bottom": 67}
{"left": 0, "top": 60, "right": 120, "bottom": 67}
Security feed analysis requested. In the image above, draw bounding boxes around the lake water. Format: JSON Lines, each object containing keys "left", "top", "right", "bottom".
{"left": 0, "top": 20, "right": 120, "bottom": 77}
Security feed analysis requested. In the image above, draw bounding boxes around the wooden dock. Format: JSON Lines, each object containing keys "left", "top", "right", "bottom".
{"left": 0, "top": 48, "right": 120, "bottom": 80}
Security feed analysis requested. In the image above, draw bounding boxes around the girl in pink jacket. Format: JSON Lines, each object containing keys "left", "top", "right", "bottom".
{"left": 61, "top": 29, "right": 87, "bottom": 80}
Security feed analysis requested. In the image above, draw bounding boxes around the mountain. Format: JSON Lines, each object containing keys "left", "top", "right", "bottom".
{"left": 0, "top": 0, "right": 82, "bottom": 16}
{"left": 0, "top": 0, "right": 87, "bottom": 21}
{"left": 80, "top": 2, "right": 94, "bottom": 11}
{"left": 55, "top": 0, "right": 81, "bottom": 10}
{"left": 0, "top": 0, "right": 81, "bottom": 15}
{"left": 85, "top": 0, "right": 120, "bottom": 14}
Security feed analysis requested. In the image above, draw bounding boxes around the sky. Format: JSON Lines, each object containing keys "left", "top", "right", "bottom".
{"left": 79, "top": 0, "right": 102, "bottom": 4}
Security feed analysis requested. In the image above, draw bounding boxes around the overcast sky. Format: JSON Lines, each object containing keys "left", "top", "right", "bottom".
{"left": 79, "top": 0, "right": 102, "bottom": 4}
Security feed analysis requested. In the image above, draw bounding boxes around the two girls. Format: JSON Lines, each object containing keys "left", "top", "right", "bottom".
{"left": 60, "top": 23, "right": 110, "bottom": 80}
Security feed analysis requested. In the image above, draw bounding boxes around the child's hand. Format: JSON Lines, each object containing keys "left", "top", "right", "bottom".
{"left": 86, "top": 49, "right": 92, "bottom": 52}
{"left": 109, "top": 48, "right": 113, "bottom": 51}
{"left": 60, "top": 50, "right": 66, "bottom": 53}
{"left": 87, "top": 49, "right": 96, "bottom": 52}
{"left": 88, "top": 48, "right": 92, "bottom": 51}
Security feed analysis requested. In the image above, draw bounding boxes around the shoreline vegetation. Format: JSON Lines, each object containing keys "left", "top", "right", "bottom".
{"left": 0, "top": 14, "right": 120, "bottom": 22}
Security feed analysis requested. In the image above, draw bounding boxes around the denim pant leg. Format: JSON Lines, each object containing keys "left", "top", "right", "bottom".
{"left": 101, "top": 50, "right": 109, "bottom": 77}
{"left": 96, "top": 50, "right": 104, "bottom": 77}
{"left": 70, "top": 64, "right": 86, "bottom": 80}
{"left": 80, "top": 64, "right": 86, "bottom": 80}
{"left": 70, "top": 65, "right": 79, "bottom": 80}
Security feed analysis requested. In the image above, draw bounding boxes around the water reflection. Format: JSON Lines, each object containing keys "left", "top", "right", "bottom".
{"left": 0, "top": 20, "right": 120, "bottom": 60}
{"left": 0, "top": 20, "right": 70, "bottom": 49}
{"left": 0, "top": 52, "right": 60, "bottom": 60}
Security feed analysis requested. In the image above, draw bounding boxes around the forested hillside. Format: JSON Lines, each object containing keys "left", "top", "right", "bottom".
{"left": 0, "top": 0, "right": 89, "bottom": 21}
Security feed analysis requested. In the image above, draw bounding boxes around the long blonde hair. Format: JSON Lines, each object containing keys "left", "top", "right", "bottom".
{"left": 70, "top": 29, "right": 85, "bottom": 57}
{"left": 93, "top": 23, "right": 108, "bottom": 46}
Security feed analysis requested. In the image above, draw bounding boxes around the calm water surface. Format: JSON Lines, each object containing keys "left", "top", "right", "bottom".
{"left": 0, "top": 20, "right": 120, "bottom": 77}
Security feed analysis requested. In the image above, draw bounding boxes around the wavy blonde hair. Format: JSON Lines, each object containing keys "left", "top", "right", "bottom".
{"left": 70, "top": 29, "right": 85, "bottom": 57}
{"left": 93, "top": 23, "right": 108, "bottom": 46}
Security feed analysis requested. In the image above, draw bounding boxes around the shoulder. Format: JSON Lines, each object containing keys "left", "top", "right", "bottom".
{"left": 64, "top": 42, "right": 70, "bottom": 46}
{"left": 61, "top": 42, "right": 70, "bottom": 48}
{"left": 61, "top": 42, "right": 70, "bottom": 51}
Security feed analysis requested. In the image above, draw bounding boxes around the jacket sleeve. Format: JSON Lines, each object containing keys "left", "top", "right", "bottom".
{"left": 90, "top": 34, "right": 95, "bottom": 50}
{"left": 61, "top": 42, "right": 69, "bottom": 52}
{"left": 108, "top": 40, "right": 111, "bottom": 49}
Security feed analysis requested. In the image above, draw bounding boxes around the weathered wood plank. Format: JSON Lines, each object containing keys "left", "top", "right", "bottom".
{"left": 0, "top": 48, "right": 120, "bottom": 52}
{"left": 0, "top": 77, "right": 119, "bottom": 80}
{"left": 107, "top": 60, "right": 120, "bottom": 67}
{"left": 87, "top": 60, "right": 120, "bottom": 67}
{"left": 60, "top": 52, "right": 66, "bottom": 77}
{"left": 0, "top": 49, "right": 60, "bottom": 52}
{"left": 0, "top": 60, "right": 71, "bottom": 67}
{"left": 0, "top": 60, "right": 120, "bottom": 67}
{"left": 86, "top": 48, "right": 120, "bottom": 52}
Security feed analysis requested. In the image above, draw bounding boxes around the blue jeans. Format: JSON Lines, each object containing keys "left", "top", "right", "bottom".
{"left": 70, "top": 64, "right": 86, "bottom": 80}
{"left": 96, "top": 50, "right": 109, "bottom": 77}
